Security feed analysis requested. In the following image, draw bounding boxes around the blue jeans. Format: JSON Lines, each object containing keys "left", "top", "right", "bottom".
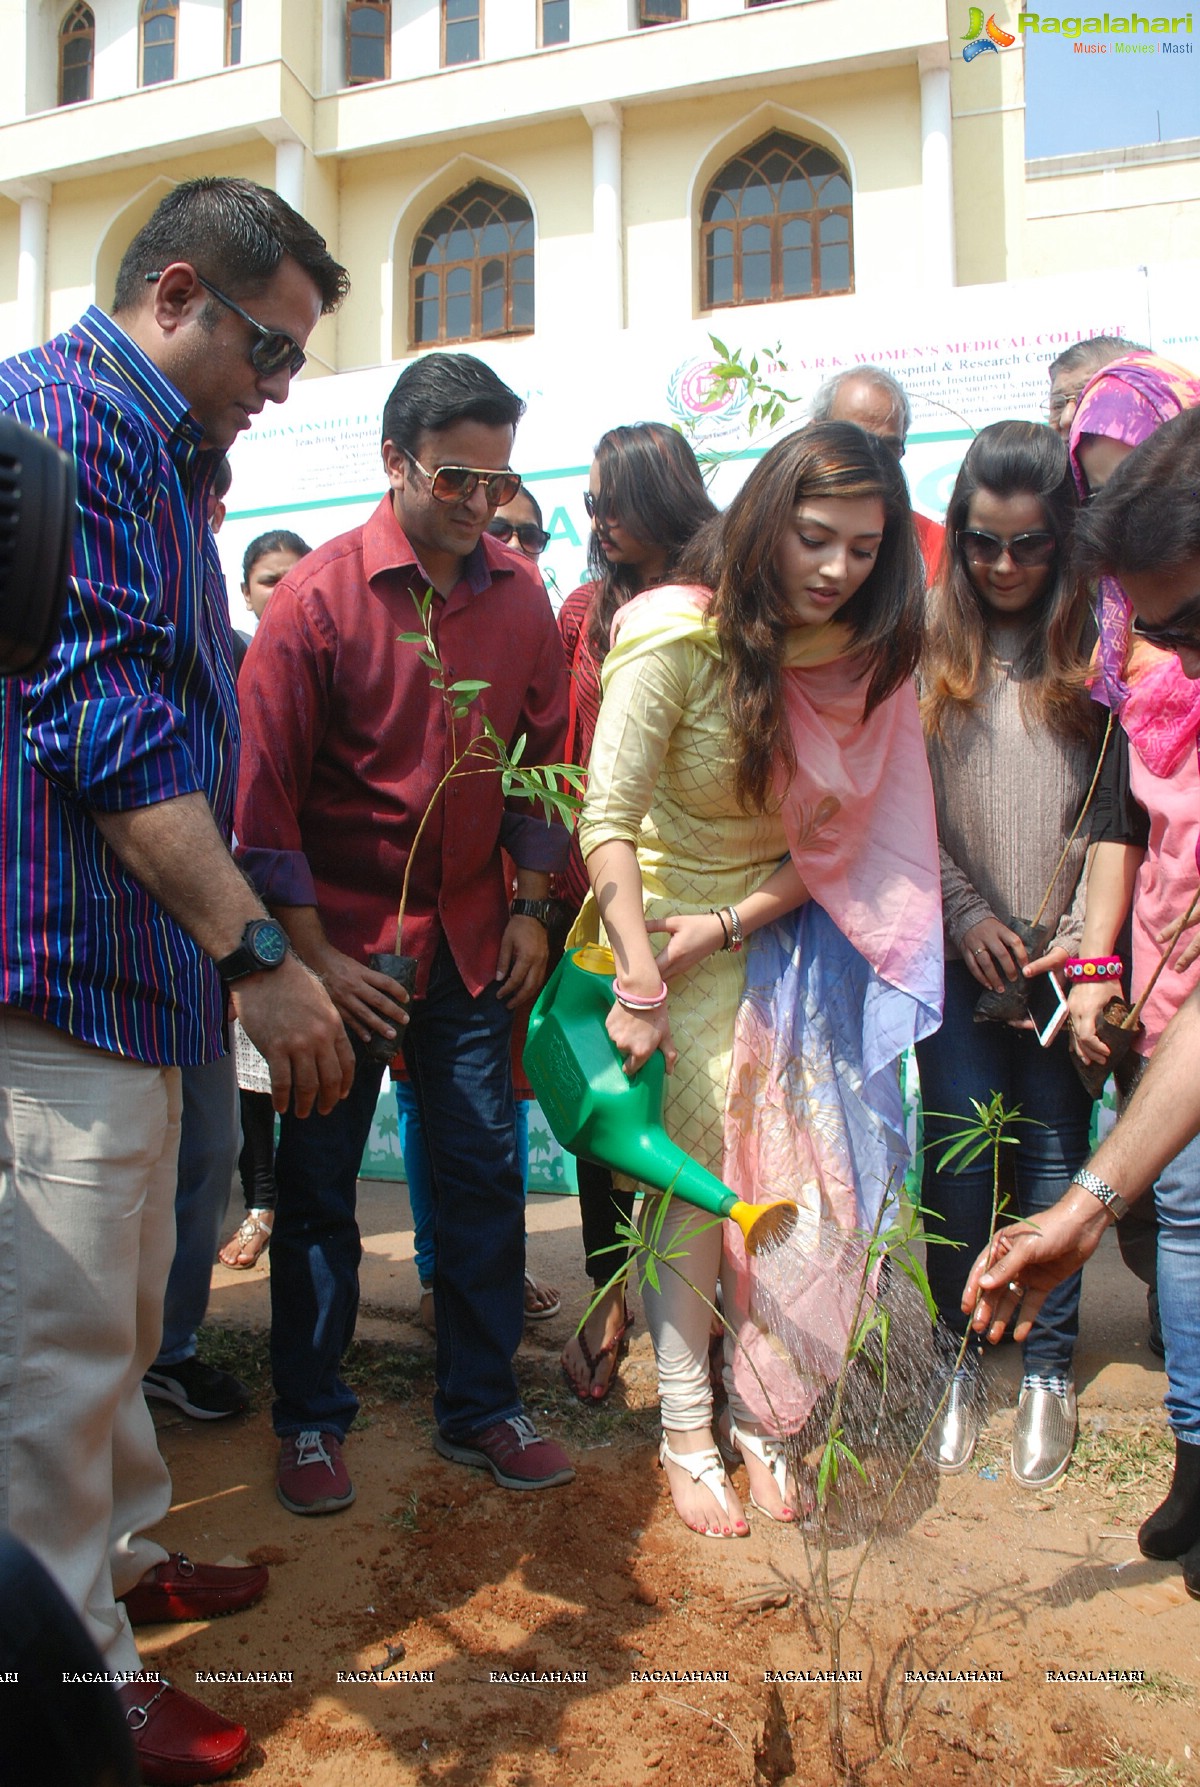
{"left": 155, "top": 1050, "right": 239, "bottom": 1367}
{"left": 396, "top": 1082, "right": 529, "bottom": 1287}
{"left": 1152, "top": 1126, "right": 1200, "bottom": 1442}
{"left": 270, "top": 1052, "right": 384, "bottom": 1438}
{"left": 915, "top": 960, "right": 1092, "bottom": 1377}
{"left": 270, "top": 937, "right": 525, "bottom": 1441}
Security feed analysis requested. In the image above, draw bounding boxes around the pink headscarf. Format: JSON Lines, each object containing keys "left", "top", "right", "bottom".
{"left": 1069, "top": 351, "right": 1200, "bottom": 736}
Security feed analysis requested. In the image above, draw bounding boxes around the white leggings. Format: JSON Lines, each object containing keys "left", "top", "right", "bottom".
{"left": 638, "top": 1191, "right": 757, "bottom": 1433}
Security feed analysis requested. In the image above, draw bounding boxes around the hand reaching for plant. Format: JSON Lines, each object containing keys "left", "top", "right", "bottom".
{"left": 1157, "top": 902, "right": 1200, "bottom": 973}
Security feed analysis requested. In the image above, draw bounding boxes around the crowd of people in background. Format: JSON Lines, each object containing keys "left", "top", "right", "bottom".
{"left": 3, "top": 173, "right": 1200, "bottom": 1785}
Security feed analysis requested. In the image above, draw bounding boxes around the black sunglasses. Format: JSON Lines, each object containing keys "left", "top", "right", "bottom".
{"left": 146, "top": 270, "right": 307, "bottom": 379}
{"left": 1131, "top": 598, "right": 1200, "bottom": 655}
{"left": 957, "top": 528, "right": 1057, "bottom": 568}
{"left": 583, "top": 491, "right": 604, "bottom": 520}
{"left": 486, "top": 519, "right": 549, "bottom": 554}
{"left": 406, "top": 453, "right": 522, "bottom": 508}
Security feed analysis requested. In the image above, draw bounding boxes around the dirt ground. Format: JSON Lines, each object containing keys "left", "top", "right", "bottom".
{"left": 139, "top": 1182, "right": 1200, "bottom": 1787}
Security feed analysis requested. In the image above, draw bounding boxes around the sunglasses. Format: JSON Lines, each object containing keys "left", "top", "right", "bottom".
{"left": 957, "top": 529, "right": 1057, "bottom": 568}
{"left": 583, "top": 491, "right": 606, "bottom": 521}
{"left": 486, "top": 519, "right": 549, "bottom": 554}
{"left": 406, "top": 452, "right": 521, "bottom": 508}
{"left": 147, "top": 270, "right": 307, "bottom": 379}
{"left": 1131, "top": 598, "right": 1200, "bottom": 655}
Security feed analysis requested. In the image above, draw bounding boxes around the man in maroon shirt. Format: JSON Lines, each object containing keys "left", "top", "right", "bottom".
{"left": 236, "top": 352, "right": 574, "bottom": 1509}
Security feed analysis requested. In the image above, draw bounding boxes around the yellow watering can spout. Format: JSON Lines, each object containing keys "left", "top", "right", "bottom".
{"left": 726, "top": 1197, "right": 799, "bottom": 1255}
{"left": 524, "top": 945, "right": 798, "bottom": 1256}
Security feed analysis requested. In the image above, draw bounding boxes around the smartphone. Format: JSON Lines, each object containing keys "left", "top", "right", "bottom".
{"left": 1027, "top": 970, "right": 1070, "bottom": 1048}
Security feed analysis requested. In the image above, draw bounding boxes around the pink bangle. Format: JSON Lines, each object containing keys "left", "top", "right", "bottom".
{"left": 612, "top": 977, "right": 668, "bottom": 1011}
{"left": 1062, "top": 957, "right": 1122, "bottom": 982}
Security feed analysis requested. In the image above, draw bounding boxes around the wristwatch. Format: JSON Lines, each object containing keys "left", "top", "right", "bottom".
{"left": 1071, "top": 1167, "right": 1128, "bottom": 1222}
{"left": 215, "top": 918, "right": 290, "bottom": 983}
{"left": 510, "top": 897, "right": 554, "bottom": 929}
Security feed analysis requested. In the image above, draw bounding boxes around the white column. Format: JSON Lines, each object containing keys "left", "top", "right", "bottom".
{"left": 918, "top": 47, "right": 955, "bottom": 290}
{"left": 15, "top": 182, "right": 51, "bottom": 350}
{"left": 274, "top": 138, "right": 305, "bottom": 212}
{"left": 584, "top": 103, "right": 623, "bottom": 334}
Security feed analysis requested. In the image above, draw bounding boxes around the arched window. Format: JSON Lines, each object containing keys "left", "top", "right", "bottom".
{"left": 410, "top": 182, "right": 534, "bottom": 347}
{"left": 701, "top": 130, "right": 853, "bottom": 309}
{"left": 226, "top": 0, "right": 243, "bottom": 65}
{"left": 140, "top": 0, "right": 178, "bottom": 86}
{"left": 59, "top": 3, "right": 94, "bottom": 105}
{"left": 347, "top": 1, "right": 390, "bottom": 83}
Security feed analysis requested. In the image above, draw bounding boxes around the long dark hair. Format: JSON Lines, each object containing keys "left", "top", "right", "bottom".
{"left": 921, "top": 420, "right": 1094, "bottom": 744}
{"left": 704, "top": 421, "right": 924, "bottom": 814}
{"left": 585, "top": 422, "right": 716, "bottom": 663}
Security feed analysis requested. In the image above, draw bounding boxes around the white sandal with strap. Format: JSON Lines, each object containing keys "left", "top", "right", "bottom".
{"left": 658, "top": 1433, "right": 744, "bottom": 1539}
{"left": 218, "top": 1208, "right": 274, "bottom": 1270}
{"left": 731, "top": 1423, "right": 796, "bottom": 1522}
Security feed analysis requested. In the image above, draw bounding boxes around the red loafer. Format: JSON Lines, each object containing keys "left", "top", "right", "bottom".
{"left": 116, "top": 1678, "right": 249, "bottom": 1785}
{"left": 121, "top": 1553, "right": 268, "bottom": 1624}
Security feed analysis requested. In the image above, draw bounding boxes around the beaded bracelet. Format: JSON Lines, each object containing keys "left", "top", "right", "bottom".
{"left": 1062, "top": 957, "right": 1122, "bottom": 983}
{"left": 612, "top": 977, "right": 669, "bottom": 1011}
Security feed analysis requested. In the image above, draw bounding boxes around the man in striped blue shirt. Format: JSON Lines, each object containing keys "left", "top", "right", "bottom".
{"left": 0, "top": 179, "right": 354, "bottom": 1785}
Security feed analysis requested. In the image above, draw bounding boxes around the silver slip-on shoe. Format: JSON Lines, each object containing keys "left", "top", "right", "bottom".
{"left": 1012, "top": 1374, "right": 1077, "bottom": 1489}
{"left": 931, "top": 1367, "right": 980, "bottom": 1474}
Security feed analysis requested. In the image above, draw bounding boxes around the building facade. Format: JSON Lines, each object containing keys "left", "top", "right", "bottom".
{"left": 2, "top": 0, "right": 1194, "bottom": 374}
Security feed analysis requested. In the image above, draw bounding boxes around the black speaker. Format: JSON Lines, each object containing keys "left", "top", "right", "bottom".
{"left": 0, "top": 414, "right": 77, "bottom": 678}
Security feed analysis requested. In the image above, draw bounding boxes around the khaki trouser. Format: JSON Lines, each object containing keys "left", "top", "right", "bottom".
{"left": 0, "top": 1008, "right": 179, "bottom": 1671}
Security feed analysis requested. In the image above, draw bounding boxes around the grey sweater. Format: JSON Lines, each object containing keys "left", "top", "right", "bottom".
{"left": 924, "top": 619, "right": 1095, "bottom": 959}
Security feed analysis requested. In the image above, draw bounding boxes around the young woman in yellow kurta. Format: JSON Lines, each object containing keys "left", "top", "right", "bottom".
{"left": 578, "top": 424, "right": 939, "bottom": 1537}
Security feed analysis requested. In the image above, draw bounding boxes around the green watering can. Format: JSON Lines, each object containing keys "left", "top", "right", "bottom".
{"left": 524, "top": 943, "right": 798, "bottom": 1255}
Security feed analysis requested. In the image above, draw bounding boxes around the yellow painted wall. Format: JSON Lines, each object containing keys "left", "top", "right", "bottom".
{"left": 1024, "top": 152, "right": 1200, "bottom": 277}
{"left": 0, "top": 199, "right": 19, "bottom": 350}
{"left": 622, "top": 68, "right": 924, "bottom": 329}
{"left": 47, "top": 143, "right": 276, "bottom": 337}
{"left": 336, "top": 113, "right": 593, "bottom": 366}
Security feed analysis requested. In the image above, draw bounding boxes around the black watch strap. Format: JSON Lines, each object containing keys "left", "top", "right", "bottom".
{"left": 216, "top": 918, "right": 290, "bottom": 983}
{"left": 510, "top": 897, "right": 553, "bottom": 928}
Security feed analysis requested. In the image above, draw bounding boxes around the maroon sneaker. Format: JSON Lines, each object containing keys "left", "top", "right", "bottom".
{"left": 121, "top": 1553, "right": 268, "bottom": 1625}
{"left": 434, "top": 1414, "right": 575, "bottom": 1489}
{"left": 116, "top": 1677, "right": 248, "bottom": 1785}
{"left": 276, "top": 1429, "right": 356, "bottom": 1515}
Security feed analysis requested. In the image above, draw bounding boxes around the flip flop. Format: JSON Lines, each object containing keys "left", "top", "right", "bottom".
{"left": 561, "top": 1302, "right": 632, "bottom": 1402}
{"left": 523, "top": 1271, "right": 561, "bottom": 1322}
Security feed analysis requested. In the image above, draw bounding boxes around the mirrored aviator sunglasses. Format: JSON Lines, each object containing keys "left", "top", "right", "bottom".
{"left": 410, "top": 455, "right": 522, "bottom": 507}
{"left": 956, "top": 529, "right": 1057, "bottom": 569}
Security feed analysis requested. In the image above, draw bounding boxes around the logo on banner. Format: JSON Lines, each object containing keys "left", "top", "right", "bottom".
{"left": 962, "top": 7, "right": 1017, "bottom": 55}
{"left": 666, "top": 357, "right": 748, "bottom": 439}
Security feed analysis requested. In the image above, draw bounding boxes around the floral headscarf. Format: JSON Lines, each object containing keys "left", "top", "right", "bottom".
{"left": 1069, "top": 352, "right": 1200, "bottom": 717}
